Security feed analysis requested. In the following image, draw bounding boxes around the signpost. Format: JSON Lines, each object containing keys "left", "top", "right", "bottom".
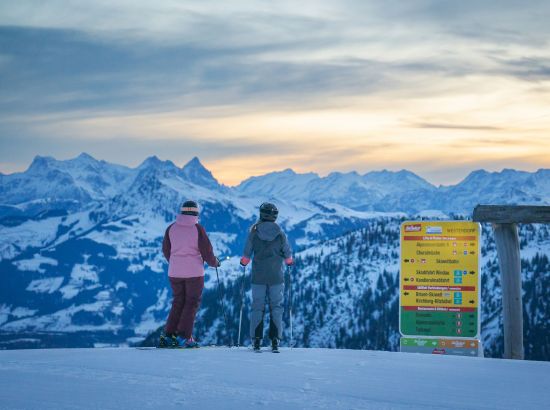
{"left": 399, "top": 221, "right": 482, "bottom": 355}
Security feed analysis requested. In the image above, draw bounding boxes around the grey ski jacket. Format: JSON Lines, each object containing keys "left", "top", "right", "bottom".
{"left": 242, "top": 221, "right": 292, "bottom": 285}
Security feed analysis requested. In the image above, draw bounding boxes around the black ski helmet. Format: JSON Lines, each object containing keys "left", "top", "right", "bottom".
{"left": 259, "top": 202, "right": 278, "bottom": 222}
{"left": 181, "top": 200, "right": 199, "bottom": 216}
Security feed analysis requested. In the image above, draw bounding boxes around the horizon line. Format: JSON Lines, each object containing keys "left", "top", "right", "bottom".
{"left": 1, "top": 151, "right": 548, "bottom": 189}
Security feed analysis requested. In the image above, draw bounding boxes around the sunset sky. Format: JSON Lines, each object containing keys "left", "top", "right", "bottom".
{"left": 0, "top": 1, "right": 549, "bottom": 186}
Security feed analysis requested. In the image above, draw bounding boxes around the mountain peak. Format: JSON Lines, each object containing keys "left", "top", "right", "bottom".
{"left": 363, "top": 169, "right": 435, "bottom": 190}
{"left": 459, "top": 169, "right": 490, "bottom": 185}
{"left": 326, "top": 171, "right": 360, "bottom": 179}
{"left": 183, "top": 156, "right": 206, "bottom": 171}
{"left": 74, "top": 152, "right": 98, "bottom": 163}
{"left": 137, "top": 155, "right": 178, "bottom": 170}
{"left": 27, "top": 155, "right": 56, "bottom": 172}
{"left": 182, "top": 157, "right": 220, "bottom": 189}
{"left": 470, "top": 169, "right": 489, "bottom": 176}
{"left": 78, "top": 152, "right": 94, "bottom": 159}
{"left": 140, "top": 155, "right": 161, "bottom": 166}
{"left": 188, "top": 156, "right": 201, "bottom": 165}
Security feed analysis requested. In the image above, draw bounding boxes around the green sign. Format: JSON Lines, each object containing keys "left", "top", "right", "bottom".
{"left": 400, "top": 310, "right": 478, "bottom": 338}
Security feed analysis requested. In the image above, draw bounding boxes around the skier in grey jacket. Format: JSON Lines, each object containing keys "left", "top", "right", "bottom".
{"left": 240, "top": 202, "right": 293, "bottom": 352}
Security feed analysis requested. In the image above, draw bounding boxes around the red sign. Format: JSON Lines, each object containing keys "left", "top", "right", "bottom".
{"left": 405, "top": 224, "right": 422, "bottom": 232}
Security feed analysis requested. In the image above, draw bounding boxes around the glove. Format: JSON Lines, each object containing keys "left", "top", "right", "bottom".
{"left": 240, "top": 257, "right": 250, "bottom": 267}
{"left": 285, "top": 257, "right": 294, "bottom": 266}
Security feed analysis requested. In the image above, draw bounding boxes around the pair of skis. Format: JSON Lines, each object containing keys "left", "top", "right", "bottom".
{"left": 254, "top": 346, "right": 279, "bottom": 354}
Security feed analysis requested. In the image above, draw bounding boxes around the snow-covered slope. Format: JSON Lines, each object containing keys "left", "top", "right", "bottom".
{"left": 0, "top": 347, "right": 549, "bottom": 410}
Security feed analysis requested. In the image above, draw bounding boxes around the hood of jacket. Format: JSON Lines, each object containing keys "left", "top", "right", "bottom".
{"left": 255, "top": 221, "right": 283, "bottom": 241}
{"left": 176, "top": 214, "right": 199, "bottom": 226}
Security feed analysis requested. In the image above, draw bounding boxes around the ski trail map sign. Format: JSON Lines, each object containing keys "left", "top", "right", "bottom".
{"left": 399, "top": 221, "right": 481, "bottom": 339}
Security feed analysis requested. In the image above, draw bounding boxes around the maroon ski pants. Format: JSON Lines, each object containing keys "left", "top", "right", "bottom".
{"left": 165, "top": 276, "right": 204, "bottom": 339}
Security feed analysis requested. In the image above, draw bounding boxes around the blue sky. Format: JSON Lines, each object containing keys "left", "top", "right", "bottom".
{"left": 0, "top": 1, "right": 549, "bottom": 185}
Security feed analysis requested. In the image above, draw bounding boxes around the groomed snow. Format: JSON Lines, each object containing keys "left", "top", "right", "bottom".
{"left": 0, "top": 347, "right": 548, "bottom": 410}
{"left": 26, "top": 277, "right": 64, "bottom": 294}
{"left": 14, "top": 254, "right": 58, "bottom": 273}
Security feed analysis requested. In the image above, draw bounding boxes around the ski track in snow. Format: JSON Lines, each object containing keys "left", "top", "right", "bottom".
{"left": 0, "top": 348, "right": 549, "bottom": 410}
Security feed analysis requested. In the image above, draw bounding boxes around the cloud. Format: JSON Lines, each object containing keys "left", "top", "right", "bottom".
{"left": 491, "top": 56, "right": 550, "bottom": 81}
{"left": 414, "top": 123, "right": 503, "bottom": 131}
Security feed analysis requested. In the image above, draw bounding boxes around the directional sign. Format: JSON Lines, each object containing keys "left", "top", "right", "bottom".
{"left": 399, "top": 221, "right": 481, "bottom": 338}
{"left": 400, "top": 337, "right": 481, "bottom": 357}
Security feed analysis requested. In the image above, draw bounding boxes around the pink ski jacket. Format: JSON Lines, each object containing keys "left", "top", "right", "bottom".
{"left": 162, "top": 214, "right": 218, "bottom": 278}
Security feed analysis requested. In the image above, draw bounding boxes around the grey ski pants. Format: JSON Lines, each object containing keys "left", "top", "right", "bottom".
{"left": 250, "top": 283, "right": 284, "bottom": 340}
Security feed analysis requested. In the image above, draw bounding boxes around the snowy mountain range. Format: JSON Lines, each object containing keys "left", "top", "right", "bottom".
{"left": 0, "top": 153, "right": 548, "bottom": 359}
{"left": 2, "top": 153, "right": 548, "bottom": 219}
{"left": 237, "top": 166, "right": 550, "bottom": 213}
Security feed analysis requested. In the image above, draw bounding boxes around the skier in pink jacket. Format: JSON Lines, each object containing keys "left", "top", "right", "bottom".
{"left": 159, "top": 200, "right": 219, "bottom": 348}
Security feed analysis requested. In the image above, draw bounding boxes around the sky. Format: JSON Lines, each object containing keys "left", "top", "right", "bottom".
{"left": 0, "top": 0, "right": 549, "bottom": 186}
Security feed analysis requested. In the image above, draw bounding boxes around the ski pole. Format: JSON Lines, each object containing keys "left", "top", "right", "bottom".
{"left": 237, "top": 265, "right": 246, "bottom": 347}
{"left": 288, "top": 265, "right": 293, "bottom": 348}
{"left": 215, "top": 265, "right": 232, "bottom": 347}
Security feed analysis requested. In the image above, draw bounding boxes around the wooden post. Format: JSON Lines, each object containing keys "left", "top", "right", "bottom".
{"left": 473, "top": 205, "right": 550, "bottom": 360}
{"left": 492, "top": 223, "right": 524, "bottom": 360}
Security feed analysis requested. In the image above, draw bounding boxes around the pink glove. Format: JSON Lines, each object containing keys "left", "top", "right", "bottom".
{"left": 240, "top": 257, "right": 250, "bottom": 267}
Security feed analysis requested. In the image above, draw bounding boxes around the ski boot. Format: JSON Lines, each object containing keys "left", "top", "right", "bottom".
{"left": 253, "top": 337, "right": 262, "bottom": 353}
{"left": 271, "top": 338, "right": 280, "bottom": 353}
{"left": 185, "top": 337, "right": 200, "bottom": 349}
{"left": 174, "top": 336, "right": 188, "bottom": 348}
{"left": 158, "top": 333, "right": 176, "bottom": 348}
{"left": 175, "top": 336, "right": 200, "bottom": 349}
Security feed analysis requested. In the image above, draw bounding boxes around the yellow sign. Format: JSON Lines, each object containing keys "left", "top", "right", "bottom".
{"left": 400, "top": 221, "right": 481, "bottom": 338}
